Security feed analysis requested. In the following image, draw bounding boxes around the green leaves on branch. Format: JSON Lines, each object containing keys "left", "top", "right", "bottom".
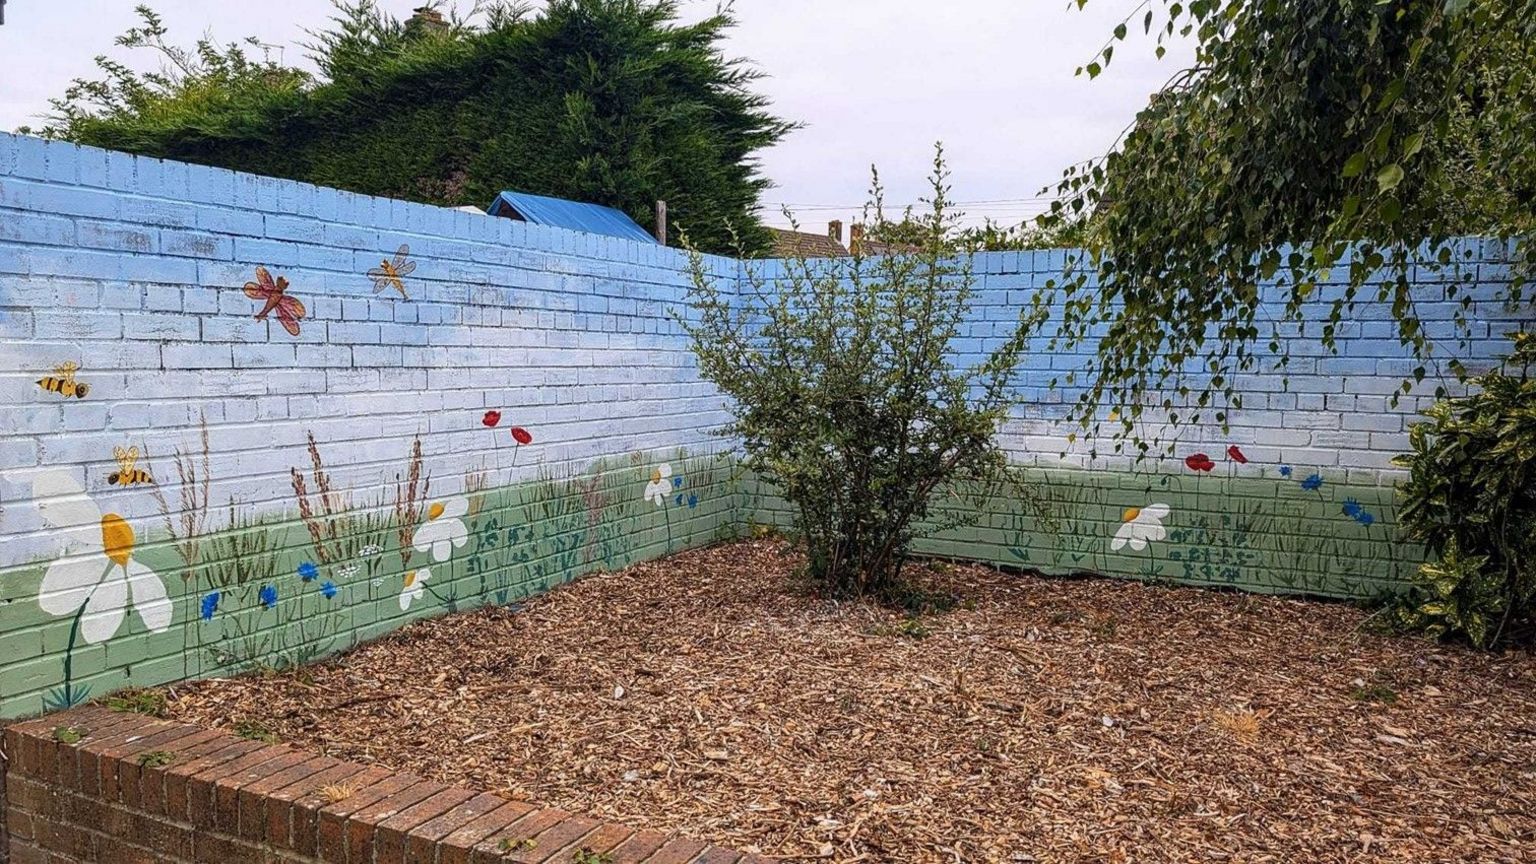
{"left": 681, "top": 146, "right": 1045, "bottom": 599}
{"left": 36, "top": 1, "right": 792, "bottom": 255}
{"left": 1391, "top": 333, "right": 1536, "bottom": 648}
{"left": 1041, "top": 0, "right": 1534, "bottom": 454}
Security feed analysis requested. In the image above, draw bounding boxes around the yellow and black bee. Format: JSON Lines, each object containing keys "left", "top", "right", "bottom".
{"left": 37, "top": 362, "right": 89, "bottom": 399}
{"left": 108, "top": 445, "right": 153, "bottom": 487}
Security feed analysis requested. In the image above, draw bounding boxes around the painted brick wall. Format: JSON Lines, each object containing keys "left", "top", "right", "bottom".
{"left": 0, "top": 130, "right": 1526, "bottom": 727}
{"left": 3, "top": 704, "right": 764, "bottom": 863}
{"left": 737, "top": 245, "right": 1522, "bottom": 597}
{"left": 0, "top": 132, "right": 740, "bottom": 720}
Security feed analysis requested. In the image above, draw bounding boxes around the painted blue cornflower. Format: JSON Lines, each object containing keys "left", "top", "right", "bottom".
{"left": 1342, "top": 499, "right": 1376, "bottom": 526}
{"left": 200, "top": 592, "right": 220, "bottom": 621}
{"left": 1278, "top": 465, "right": 1292, "bottom": 478}
{"left": 259, "top": 585, "right": 278, "bottom": 609}
{"left": 672, "top": 476, "right": 684, "bottom": 489}
{"left": 1300, "top": 473, "right": 1323, "bottom": 491}
{"left": 686, "top": 494, "right": 698, "bottom": 509}
{"left": 297, "top": 561, "right": 319, "bottom": 582}
{"left": 320, "top": 581, "right": 338, "bottom": 600}
{"left": 675, "top": 493, "right": 684, "bottom": 506}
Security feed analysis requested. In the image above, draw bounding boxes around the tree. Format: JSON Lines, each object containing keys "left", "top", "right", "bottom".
{"left": 681, "top": 148, "right": 1045, "bottom": 600}
{"left": 35, "top": 1, "right": 792, "bottom": 254}
{"left": 1038, "top": 0, "right": 1535, "bottom": 451}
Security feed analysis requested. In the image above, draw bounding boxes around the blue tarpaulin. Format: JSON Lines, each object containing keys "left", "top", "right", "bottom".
{"left": 487, "top": 191, "right": 657, "bottom": 244}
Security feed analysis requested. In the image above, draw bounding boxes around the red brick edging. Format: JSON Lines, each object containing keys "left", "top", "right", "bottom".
{"left": 4, "top": 705, "right": 767, "bottom": 864}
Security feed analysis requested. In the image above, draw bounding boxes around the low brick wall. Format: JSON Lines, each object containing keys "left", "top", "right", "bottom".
{"left": 4, "top": 706, "right": 761, "bottom": 863}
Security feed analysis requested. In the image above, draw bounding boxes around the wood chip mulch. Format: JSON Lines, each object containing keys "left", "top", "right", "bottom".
{"left": 160, "top": 539, "right": 1536, "bottom": 863}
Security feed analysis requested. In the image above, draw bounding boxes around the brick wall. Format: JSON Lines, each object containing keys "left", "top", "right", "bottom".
{"left": 0, "top": 128, "right": 1527, "bottom": 726}
{"left": 4, "top": 705, "right": 761, "bottom": 864}
{"left": 0, "top": 132, "right": 739, "bottom": 719}
{"left": 738, "top": 246, "right": 1523, "bottom": 597}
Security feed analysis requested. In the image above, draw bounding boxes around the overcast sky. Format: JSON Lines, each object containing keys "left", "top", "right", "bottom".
{"left": 0, "top": 0, "right": 1192, "bottom": 232}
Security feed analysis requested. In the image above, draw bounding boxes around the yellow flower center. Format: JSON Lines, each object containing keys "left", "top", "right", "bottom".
{"left": 101, "top": 514, "right": 134, "bottom": 567}
{"left": 650, "top": 468, "right": 662, "bottom": 483}
{"left": 404, "top": 571, "right": 417, "bottom": 588}
{"left": 1122, "top": 507, "right": 1142, "bottom": 524}
{"left": 428, "top": 501, "right": 445, "bottom": 521}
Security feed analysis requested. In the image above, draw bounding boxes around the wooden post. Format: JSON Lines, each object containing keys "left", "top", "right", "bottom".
{"left": 654, "top": 200, "right": 668, "bottom": 246}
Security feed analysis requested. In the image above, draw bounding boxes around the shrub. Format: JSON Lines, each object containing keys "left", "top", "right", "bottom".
{"left": 1392, "top": 332, "right": 1536, "bottom": 647}
{"left": 681, "top": 147, "right": 1044, "bottom": 599}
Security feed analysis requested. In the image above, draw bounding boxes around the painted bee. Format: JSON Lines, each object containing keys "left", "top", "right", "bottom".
{"left": 36, "top": 361, "right": 89, "bottom": 399}
{"left": 108, "top": 445, "right": 154, "bottom": 487}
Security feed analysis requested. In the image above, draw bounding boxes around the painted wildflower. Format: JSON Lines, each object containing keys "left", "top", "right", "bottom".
{"left": 414, "top": 497, "right": 469, "bottom": 563}
{"left": 334, "top": 563, "right": 360, "bottom": 579}
{"left": 510, "top": 426, "right": 533, "bottom": 445}
{"left": 399, "top": 568, "right": 431, "bottom": 611}
{"left": 32, "top": 471, "right": 173, "bottom": 644}
{"left": 673, "top": 475, "right": 684, "bottom": 489}
{"left": 297, "top": 561, "right": 319, "bottom": 582}
{"left": 320, "top": 581, "right": 339, "bottom": 599}
{"left": 359, "top": 544, "right": 383, "bottom": 557}
{"left": 1342, "top": 499, "right": 1376, "bottom": 526}
{"left": 200, "top": 592, "right": 220, "bottom": 622}
{"left": 1110, "top": 504, "right": 1171, "bottom": 552}
{"left": 687, "top": 494, "right": 698, "bottom": 509}
{"left": 259, "top": 585, "right": 278, "bottom": 609}
{"left": 1278, "top": 465, "right": 1292, "bottom": 477}
{"left": 643, "top": 463, "right": 673, "bottom": 506}
{"left": 1301, "top": 473, "right": 1324, "bottom": 491}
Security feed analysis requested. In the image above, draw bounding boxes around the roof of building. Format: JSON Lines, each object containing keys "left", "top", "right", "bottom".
{"left": 487, "top": 191, "right": 657, "bottom": 244}
{"left": 767, "top": 227, "right": 848, "bottom": 258}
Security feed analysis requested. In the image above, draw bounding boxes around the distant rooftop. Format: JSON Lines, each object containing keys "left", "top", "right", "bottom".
{"left": 487, "top": 191, "right": 657, "bottom": 244}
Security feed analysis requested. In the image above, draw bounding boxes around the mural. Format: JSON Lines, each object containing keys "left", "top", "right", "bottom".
{"left": 0, "top": 414, "right": 733, "bottom": 718}
{"left": 35, "top": 361, "right": 89, "bottom": 399}
{"left": 106, "top": 445, "right": 154, "bottom": 487}
{"left": 367, "top": 244, "right": 416, "bottom": 301}
{"left": 746, "top": 453, "right": 1413, "bottom": 601}
{"left": 244, "top": 266, "right": 307, "bottom": 336}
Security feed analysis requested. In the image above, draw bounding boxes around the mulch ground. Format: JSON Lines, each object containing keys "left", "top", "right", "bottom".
{"left": 160, "top": 539, "right": 1536, "bottom": 863}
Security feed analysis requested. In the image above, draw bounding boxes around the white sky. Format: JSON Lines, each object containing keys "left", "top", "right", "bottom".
{"left": 0, "top": 0, "right": 1192, "bottom": 232}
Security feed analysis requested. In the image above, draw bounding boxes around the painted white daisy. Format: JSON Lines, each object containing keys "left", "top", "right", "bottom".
{"left": 32, "top": 471, "right": 173, "bottom": 643}
{"left": 643, "top": 463, "right": 673, "bottom": 506}
{"left": 1110, "top": 503, "right": 1171, "bottom": 552}
{"left": 413, "top": 497, "right": 468, "bottom": 563}
{"left": 399, "top": 567, "right": 431, "bottom": 611}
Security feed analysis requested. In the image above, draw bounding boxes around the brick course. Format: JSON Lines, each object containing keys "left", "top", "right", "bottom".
{"left": 3, "top": 708, "right": 765, "bottom": 864}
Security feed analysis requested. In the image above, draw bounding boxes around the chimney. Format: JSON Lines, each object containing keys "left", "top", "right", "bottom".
{"left": 410, "top": 6, "right": 449, "bottom": 33}
{"left": 827, "top": 220, "right": 843, "bottom": 245}
{"left": 849, "top": 223, "right": 864, "bottom": 254}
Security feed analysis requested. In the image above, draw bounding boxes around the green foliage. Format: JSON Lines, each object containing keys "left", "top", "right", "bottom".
{"left": 52, "top": 726, "right": 84, "bottom": 745}
{"left": 1392, "top": 333, "right": 1536, "bottom": 647}
{"left": 1042, "top": 0, "right": 1535, "bottom": 453}
{"left": 38, "top": 1, "right": 791, "bottom": 254}
{"left": 104, "top": 688, "right": 168, "bottom": 717}
{"left": 137, "top": 750, "right": 175, "bottom": 768}
{"left": 682, "top": 146, "right": 1046, "bottom": 599}
{"left": 234, "top": 719, "right": 280, "bottom": 744}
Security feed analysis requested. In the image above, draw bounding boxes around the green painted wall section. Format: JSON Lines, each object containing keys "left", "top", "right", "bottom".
{"left": 0, "top": 451, "right": 735, "bottom": 719}
{"left": 742, "top": 462, "right": 1413, "bottom": 599}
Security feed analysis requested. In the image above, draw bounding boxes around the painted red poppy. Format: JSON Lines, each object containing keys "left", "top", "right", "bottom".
{"left": 1184, "top": 453, "right": 1216, "bottom": 472}
{"left": 510, "top": 427, "right": 533, "bottom": 445}
{"left": 1227, "top": 445, "right": 1249, "bottom": 464}
{"left": 482, "top": 410, "right": 501, "bottom": 428}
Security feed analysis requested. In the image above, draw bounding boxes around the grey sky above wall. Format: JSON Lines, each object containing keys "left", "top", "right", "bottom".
{"left": 0, "top": 0, "right": 1193, "bottom": 231}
